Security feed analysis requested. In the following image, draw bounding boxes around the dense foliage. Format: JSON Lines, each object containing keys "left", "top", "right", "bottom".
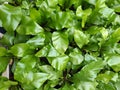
{"left": 0, "top": 0, "right": 120, "bottom": 90}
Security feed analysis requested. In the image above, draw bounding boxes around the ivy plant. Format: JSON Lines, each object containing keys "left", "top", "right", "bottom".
{"left": 0, "top": 0, "right": 120, "bottom": 90}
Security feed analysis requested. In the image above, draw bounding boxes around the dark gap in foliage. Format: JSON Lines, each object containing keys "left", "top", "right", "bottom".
{"left": 0, "top": 27, "right": 6, "bottom": 34}
{"left": 40, "top": 57, "right": 50, "bottom": 65}
{"left": 69, "top": 5, "right": 76, "bottom": 11}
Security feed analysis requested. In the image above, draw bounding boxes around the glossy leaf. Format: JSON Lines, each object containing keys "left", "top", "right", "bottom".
{"left": 107, "top": 54, "right": 120, "bottom": 72}
{"left": 27, "top": 33, "right": 45, "bottom": 48}
{"left": 10, "top": 43, "right": 33, "bottom": 57}
{"left": 32, "top": 73, "right": 49, "bottom": 88}
{"left": 35, "top": 44, "right": 60, "bottom": 57}
{"left": 73, "top": 60, "right": 106, "bottom": 82}
{"left": 17, "top": 16, "right": 44, "bottom": 35}
{"left": 97, "top": 71, "right": 118, "bottom": 83}
{"left": 74, "top": 29, "right": 89, "bottom": 48}
{"left": 0, "top": 4, "right": 21, "bottom": 31}
{"left": 52, "top": 31, "right": 69, "bottom": 54}
{"left": 14, "top": 55, "right": 38, "bottom": 86}
{"left": 49, "top": 55, "right": 69, "bottom": 71}
{"left": 69, "top": 48, "right": 83, "bottom": 65}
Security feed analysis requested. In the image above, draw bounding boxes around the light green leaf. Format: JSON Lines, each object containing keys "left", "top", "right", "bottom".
{"left": 100, "top": 27, "right": 108, "bottom": 40}
{"left": 75, "top": 81, "right": 97, "bottom": 90}
{"left": 110, "top": 28, "right": 120, "bottom": 43}
{"left": 35, "top": 44, "right": 60, "bottom": 57}
{"left": 27, "top": 33, "right": 45, "bottom": 48}
{"left": 95, "top": 0, "right": 106, "bottom": 9}
{"left": 0, "top": 4, "right": 21, "bottom": 31}
{"left": 52, "top": 31, "right": 69, "bottom": 54}
{"left": 76, "top": 6, "right": 92, "bottom": 27}
{"left": 35, "top": 45, "right": 49, "bottom": 57}
{"left": 46, "top": 0, "right": 58, "bottom": 7}
{"left": 49, "top": 55, "right": 69, "bottom": 71}
{"left": 74, "top": 29, "right": 89, "bottom": 48}
{"left": 17, "top": 16, "right": 44, "bottom": 35}
{"left": 32, "top": 73, "right": 49, "bottom": 88}
{"left": 10, "top": 43, "right": 33, "bottom": 57}
{"left": 69, "top": 48, "right": 83, "bottom": 65}
{"left": 97, "top": 71, "right": 118, "bottom": 84}
{"left": 115, "top": 76, "right": 120, "bottom": 90}
{"left": 85, "top": 0, "right": 97, "bottom": 5}
{"left": 107, "top": 54, "right": 120, "bottom": 72}
{"left": 49, "top": 11, "right": 72, "bottom": 30}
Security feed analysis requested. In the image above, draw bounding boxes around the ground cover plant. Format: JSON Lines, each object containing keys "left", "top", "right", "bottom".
{"left": 0, "top": 0, "right": 120, "bottom": 90}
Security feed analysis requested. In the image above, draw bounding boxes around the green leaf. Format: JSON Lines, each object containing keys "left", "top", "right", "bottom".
{"left": 61, "top": 83, "right": 76, "bottom": 90}
{"left": 0, "top": 76, "right": 18, "bottom": 90}
{"left": 74, "top": 29, "right": 89, "bottom": 48}
{"left": 69, "top": 48, "right": 84, "bottom": 65}
{"left": 74, "top": 81, "right": 97, "bottom": 90}
{"left": 0, "top": 32, "right": 14, "bottom": 45}
{"left": 115, "top": 76, "right": 120, "bottom": 90}
{"left": 76, "top": 6, "right": 92, "bottom": 28}
{"left": 14, "top": 34, "right": 30, "bottom": 44}
{"left": 0, "top": 57, "right": 10, "bottom": 73}
{"left": 35, "top": 44, "right": 60, "bottom": 57}
{"left": 27, "top": 33, "right": 45, "bottom": 48}
{"left": 97, "top": 82, "right": 116, "bottom": 90}
{"left": 48, "top": 11, "right": 73, "bottom": 30}
{"left": 85, "top": 0, "right": 97, "bottom": 5}
{"left": 10, "top": 43, "right": 33, "bottom": 57}
{"left": 32, "top": 73, "right": 49, "bottom": 88}
{"left": 17, "top": 16, "right": 44, "bottom": 35}
{"left": 0, "top": 47, "right": 7, "bottom": 56}
{"left": 48, "top": 55, "right": 69, "bottom": 71}
{"left": 0, "top": 4, "right": 21, "bottom": 31}
{"left": 39, "top": 65, "right": 62, "bottom": 80}
{"left": 95, "top": 0, "right": 106, "bottom": 9}
{"left": 73, "top": 60, "right": 106, "bottom": 82}
{"left": 107, "top": 54, "right": 120, "bottom": 72}
{"left": 14, "top": 55, "right": 38, "bottom": 83}
{"left": 97, "top": 71, "right": 118, "bottom": 84}
{"left": 52, "top": 31, "right": 69, "bottom": 54}
{"left": 46, "top": 0, "right": 58, "bottom": 7}
{"left": 110, "top": 28, "right": 120, "bottom": 43}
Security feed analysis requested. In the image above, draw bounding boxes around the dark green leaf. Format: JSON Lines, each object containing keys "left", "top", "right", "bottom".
{"left": 0, "top": 57, "right": 10, "bottom": 73}
{"left": 0, "top": 47, "right": 7, "bottom": 56}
